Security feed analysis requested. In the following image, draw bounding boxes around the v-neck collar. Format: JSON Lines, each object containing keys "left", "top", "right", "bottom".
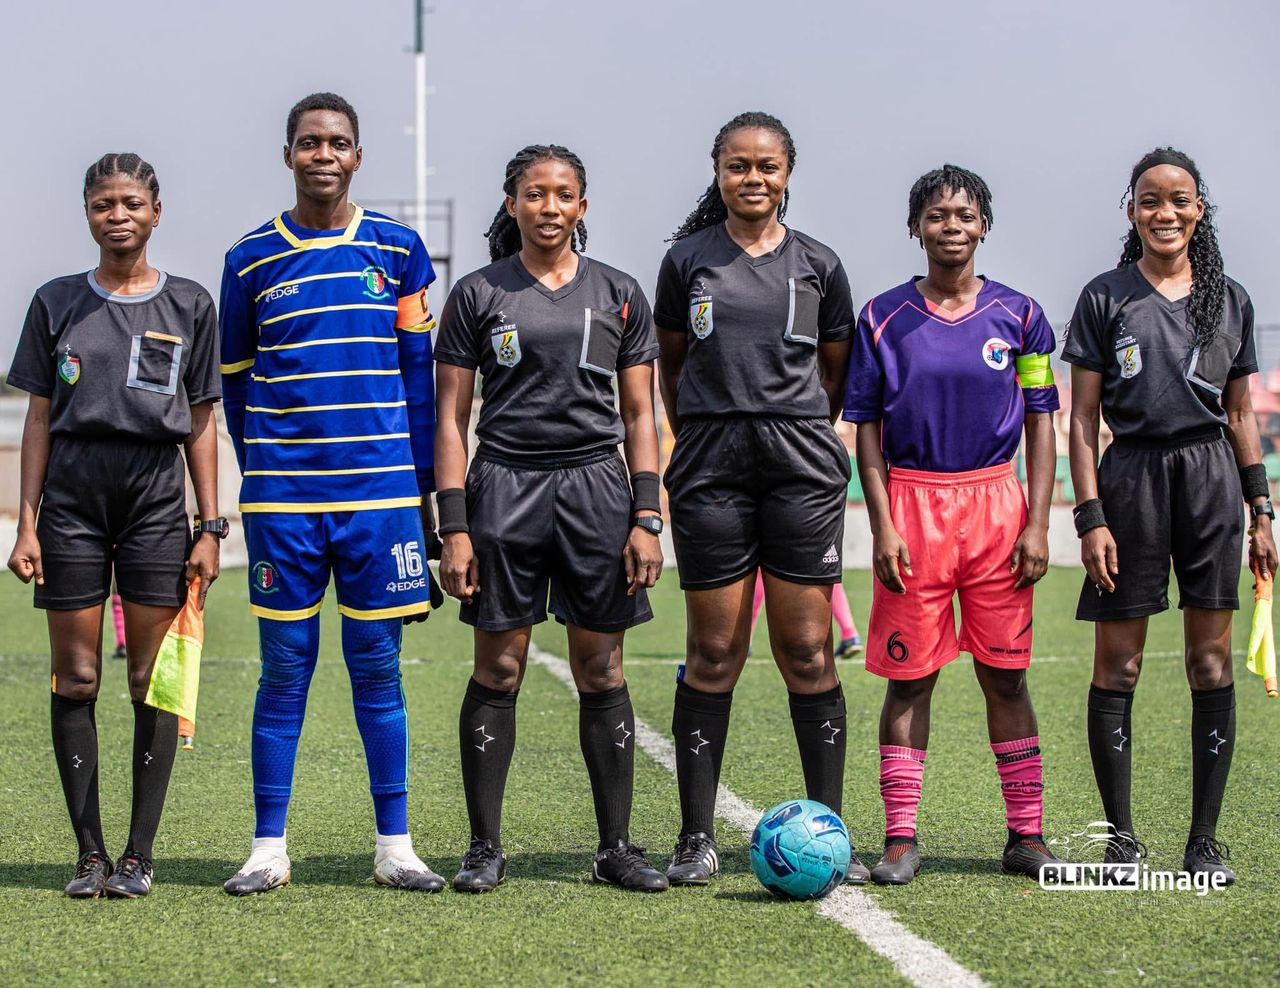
{"left": 717, "top": 222, "right": 793, "bottom": 267}
{"left": 1130, "top": 262, "right": 1189, "bottom": 311}
{"left": 911, "top": 276, "right": 991, "bottom": 323}
{"left": 513, "top": 253, "right": 589, "bottom": 302}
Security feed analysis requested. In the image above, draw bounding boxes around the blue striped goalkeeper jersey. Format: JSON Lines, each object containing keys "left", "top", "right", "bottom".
{"left": 219, "top": 205, "right": 436, "bottom": 513}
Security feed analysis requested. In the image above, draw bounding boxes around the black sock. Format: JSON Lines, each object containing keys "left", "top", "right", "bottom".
{"left": 1087, "top": 685, "right": 1134, "bottom": 835}
{"left": 672, "top": 680, "right": 733, "bottom": 837}
{"left": 459, "top": 677, "right": 517, "bottom": 846}
{"left": 578, "top": 683, "right": 635, "bottom": 850}
{"left": 51, "top": 693, "right": 106, "bottom": 857}
{"left": 126, "top": 700, "right": 178, "bottom": 860}
{"left": 788, "top": 684, "right": 848, "bottom": 815}
{"left": 1190, "top": 684, "right": 1235, "bottom": 841}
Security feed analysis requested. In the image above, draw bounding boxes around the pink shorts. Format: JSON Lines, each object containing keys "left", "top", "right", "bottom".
{"left": 865, "top": 462, "right": 1034, "bottom": 681}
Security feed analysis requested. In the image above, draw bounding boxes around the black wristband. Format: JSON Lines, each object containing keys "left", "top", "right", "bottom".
{"left": 1240, "top": 462, "right": 1269, "bottom": 502}
{"left": 436, "top": 488, "right": 468, "bottom": 535}
{"left": 1073, "top": 498, "right": 1107, "bottom": 538}
{"left": 630, "top": 471, "right": 661, "bottom": 515}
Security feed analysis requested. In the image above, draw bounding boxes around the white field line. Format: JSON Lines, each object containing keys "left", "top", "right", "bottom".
{"left": 527, "top": 643, "right": 987, "bottom": 988}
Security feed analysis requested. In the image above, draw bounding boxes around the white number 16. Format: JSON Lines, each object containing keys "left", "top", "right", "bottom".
{"left": 391, "top": 541, "right": 423, "bottom": 580}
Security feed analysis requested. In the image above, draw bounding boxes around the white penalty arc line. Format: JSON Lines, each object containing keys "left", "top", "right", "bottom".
{"left": 527, "top": 643, "right": 986, "bottom": 988}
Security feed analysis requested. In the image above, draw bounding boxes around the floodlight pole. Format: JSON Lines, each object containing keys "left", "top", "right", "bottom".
{"left": 414, "top": 0, "right": 428, "bottom": 241}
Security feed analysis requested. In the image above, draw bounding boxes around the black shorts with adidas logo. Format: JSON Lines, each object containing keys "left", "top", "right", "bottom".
{"left": 664, "top": 416, "right": 849, "bottom": 590}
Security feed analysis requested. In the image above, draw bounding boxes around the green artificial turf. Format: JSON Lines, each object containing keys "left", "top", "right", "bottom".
{"left": 0, "top": 569, "right": 1277, "bottom": 986}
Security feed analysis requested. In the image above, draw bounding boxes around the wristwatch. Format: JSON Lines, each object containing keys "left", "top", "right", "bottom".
{"left": 634, "top": 515, "right": 663, "bottom": 536}
{"left": 1251, "top": 500, "right": 1275, "bottom": 521}
{"left": 194, "top": 517, "right": 230, "bottom": 539}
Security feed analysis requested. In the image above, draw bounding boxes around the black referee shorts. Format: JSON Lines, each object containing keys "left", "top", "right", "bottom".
{"left": 664, "top": 416, "right": 850, "bottom": 590}
{"left": 460, "top": 450, "right": 653, "bottom": 633}
{"left": 35, "top": 436, "right": 190, "bottom": 610}
{"left": 1077, "top": 429, "right": 1243, "bottom": 621}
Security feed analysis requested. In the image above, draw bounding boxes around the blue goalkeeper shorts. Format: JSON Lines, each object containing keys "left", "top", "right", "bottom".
{"left": 244, "top": 507, "right": 433, "bottom": 621}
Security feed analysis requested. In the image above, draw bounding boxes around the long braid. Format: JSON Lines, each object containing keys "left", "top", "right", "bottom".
{"left": 906, "top": 164, "right": 993, "bottom": 235}
{"left": 484, "top": 144, "right": 589, "bottom": 262}
{"left": 669, "top": 111, "right": 796, "bottom": 242}
{"left": 83, "top": 153, "right": 160, "bottom": 202}
{"left": 1117, "top": 147, "right": 1225, "bottom": 352}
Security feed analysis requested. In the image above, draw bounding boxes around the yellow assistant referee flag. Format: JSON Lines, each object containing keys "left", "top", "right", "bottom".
{"left": 1246, "top": 561, "right": 1278, "bottom": 699}
{"left": 144, "top": 578, "right": 204, "bottom": 722}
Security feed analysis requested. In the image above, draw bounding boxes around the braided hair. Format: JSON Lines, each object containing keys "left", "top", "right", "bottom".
{"left": 83, "top": 153, "right": 159, "bottom": 203}
{"left": 669, "top": 111, "right": 796, "bottom": 242}
{"left": 906, "top": 164, "right": 993, "bottom": 237}
{"left": 1117, "top": 147, "right": 1225, "bottom": 353}
{"left": 485, "top": 145, "right": 589, "bottom": 262}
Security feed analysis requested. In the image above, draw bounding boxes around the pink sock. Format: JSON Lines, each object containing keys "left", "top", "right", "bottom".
{"left": 880, "top": 745, "right": 926, "bottom": 837}
{"left": 992, "top": 736, "right": 1044, "bottom": 836}
{"left": 111, "top": 593, "right": 126, "bottom": 649}
{"left": 750, "top": 571, "right": 765, "bottom": 636}
{"left": 831, "top": 584, "right": 857, "bottom": 640}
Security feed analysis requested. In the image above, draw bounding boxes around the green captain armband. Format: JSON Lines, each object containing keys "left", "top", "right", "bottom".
{"left": 1015, "top": 353, "right": 1055, "bottom": 389}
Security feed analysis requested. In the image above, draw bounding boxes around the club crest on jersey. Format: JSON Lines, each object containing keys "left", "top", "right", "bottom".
{"left": 690, "top": 301, "right": 714, "bottom": 339}
{"left": 492, "top": 328, "right": 522, "bottom": 367}
{"left": 361, "top": 266, "right": 391, "bottom": 300}
{"left": 1118, "top": 344, "right": 1142, "bottom": 379}
{"left": 252, "top": 561, "right": 279, "bottom": 593}
{"left": 57, "top": 349, "right": 80, "bottom": 385}
{"left": 982, "top": 338, "right": 1013, "bottom": 370}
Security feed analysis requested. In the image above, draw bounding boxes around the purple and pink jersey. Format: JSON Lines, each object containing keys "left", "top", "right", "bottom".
{"left": 842, "top": 277, "right": 1059, "bottom": 472}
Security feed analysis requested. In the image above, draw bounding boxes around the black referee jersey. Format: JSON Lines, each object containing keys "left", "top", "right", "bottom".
{"left": 653, "top": 224, "right": 855, "bottom": 419}
{"left": 1062, "top": 265, "right": 1257, "bottom": 441}
{"left": 435, "top": 254, "right": 660, "bottom": 460}
{"left": 8, "top": 271, "right": 222, "bottom": 438}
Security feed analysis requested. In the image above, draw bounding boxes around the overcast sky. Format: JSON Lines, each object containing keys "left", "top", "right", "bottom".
{"left": 3, "top": 0, "right": 1277, "bottom": 364}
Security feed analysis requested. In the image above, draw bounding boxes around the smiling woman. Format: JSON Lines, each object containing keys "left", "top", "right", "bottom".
{"left": 5, "top": 152, "right": 223, "bottom": 899}
{"left": 843, "top": 163, "right": 1062, "bottom": 885}
{"left": 653, "top": 112, "right": 862, "bottom": 888}
{"left": 1064, "top": 147, "right": 1278, "bottom": 883}
{"left": 433, "top": 144, "right": 667, "bottom": 893}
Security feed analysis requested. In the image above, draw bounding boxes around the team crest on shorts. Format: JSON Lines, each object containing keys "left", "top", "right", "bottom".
{"left": 57, "top": 348, "right": 80, "bottom": 385}
{"left": 362, "top": 266, "right": 391, "bottom": 300}
{"left": 492, "top": 328, "right": 522, "bottom": 367}
{"left": 1117, "top": 344, "right": 1142, "bottom": 379}
{"left": 982, "top": 338, "right": 1012, "bottom": 370}
{"left": 252, "top": 561, "right": 279, "bottom": 593}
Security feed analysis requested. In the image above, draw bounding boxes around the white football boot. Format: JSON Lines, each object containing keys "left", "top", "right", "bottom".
{"left": 373, "top": 834, "right": 445, "bottom": 892}
{"left": 224, "top": 836, "right": 291, "bottom": 896}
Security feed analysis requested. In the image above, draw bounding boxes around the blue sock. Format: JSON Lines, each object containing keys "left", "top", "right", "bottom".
{"left": 252, "top": 616, "right": 320, "bottom": 839}
{"left": 342, "top": 617, "right": 410, "bottom": 836}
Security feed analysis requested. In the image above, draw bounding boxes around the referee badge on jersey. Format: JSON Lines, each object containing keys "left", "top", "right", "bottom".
{"left": 690, "top": 298, "right": 714, "bottom": 339}
{"left": 57, "top": 346, "right": 80, "bottom": 385}
{"left": 1117, "top": 343, "right": 1142, "bottom": 379}
{"left": 492, "top": 327, "right": 522, "bottom": 367}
